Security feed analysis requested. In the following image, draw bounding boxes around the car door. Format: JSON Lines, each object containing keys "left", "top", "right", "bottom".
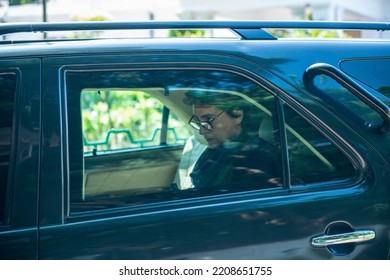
{"left": 0, "top": 59, "right": 40, "bottom": 259}
{"left": 38, "top": 53, "right": 390, "bottom": 259}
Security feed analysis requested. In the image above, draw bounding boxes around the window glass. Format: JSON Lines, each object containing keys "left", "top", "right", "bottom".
{"left": 67, "top": 69, "right": 282, "bottom": 213}
{"left": 81, "top": 90, "right": 188, "bottom": 153}
{"left": 284, "top": 106, "right": 357, "bottom": 185}
{"left": 0, "top": 73, "right": 17, "bottom": 225}
{"left": 310, "top": 74, "right": 383, "bottom": 128}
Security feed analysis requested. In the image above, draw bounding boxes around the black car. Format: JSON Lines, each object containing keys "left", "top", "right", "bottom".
{"left": 0, "top": 21, "right": 389, "bottom": 259}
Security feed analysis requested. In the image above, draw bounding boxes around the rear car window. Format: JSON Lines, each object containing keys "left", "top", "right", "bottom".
{"left": 340, "top": 58, "right": 390, "bottom": 98}
{"left": 284, "top": 106, "right": 357, "bottom": 185}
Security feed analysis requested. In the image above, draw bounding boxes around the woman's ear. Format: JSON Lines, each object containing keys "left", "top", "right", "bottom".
{"left": 232, "top": 109, "right": 244, "bottom": 124}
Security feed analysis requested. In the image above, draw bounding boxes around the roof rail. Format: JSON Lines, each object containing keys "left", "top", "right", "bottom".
{"left": 0, "top": 20, "right": 389, "bottom": 40}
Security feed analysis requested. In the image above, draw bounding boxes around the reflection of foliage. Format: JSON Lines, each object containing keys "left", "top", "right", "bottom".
{"left": 378, "top": 86, "right": 390, "bottom": 98}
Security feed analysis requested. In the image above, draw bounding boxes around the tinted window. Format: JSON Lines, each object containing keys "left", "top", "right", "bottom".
{"left": 309, "top": 73, "right": 384, "bottom": 129}
{"left": 0, "top": 73, "right": 17, "bottom": 225}
{"left": 285, "top": 106, "right": 357, "bottom": 185}
{"left": 67, "top": 69, "right": 282, "bottom": 213}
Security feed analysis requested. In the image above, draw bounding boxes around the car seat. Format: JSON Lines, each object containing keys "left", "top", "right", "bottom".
{"left": 173, "top": 132, "right": 207, "bottom": 190}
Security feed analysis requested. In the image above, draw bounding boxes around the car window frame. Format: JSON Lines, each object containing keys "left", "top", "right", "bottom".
{"left": 63, "top": 64, "right": 286, "bottom": 216}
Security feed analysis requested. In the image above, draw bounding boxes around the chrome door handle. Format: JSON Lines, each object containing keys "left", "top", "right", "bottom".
{"left": 311, "top": 230, "right": 375, "bottom": 247}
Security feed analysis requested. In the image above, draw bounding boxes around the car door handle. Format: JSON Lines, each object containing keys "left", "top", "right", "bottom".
{"left": 311, "top": 230, "right": 375, "bottom": 247}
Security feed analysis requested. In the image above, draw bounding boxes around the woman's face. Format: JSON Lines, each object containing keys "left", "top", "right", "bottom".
{"left": 193, "top": 105, "right": 243, "bottom": 149}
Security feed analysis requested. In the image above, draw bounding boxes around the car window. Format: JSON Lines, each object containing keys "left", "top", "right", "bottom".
{"left": 66, "top": 68, "right": 359, "bottom": 214}
{"left": 67, "top": 68, "right": 283, "bottom": 213}
{"left": 0, "top": 72, "right": 17, "bottom": 225}
{"left": 284, "top": 105, "right": 358, "bottom": 186}
{"left": 340, "top": 58, "right": 390, "bottom": 99}
{"left": 304, "top": 61, "right": 390, "bottom": 134}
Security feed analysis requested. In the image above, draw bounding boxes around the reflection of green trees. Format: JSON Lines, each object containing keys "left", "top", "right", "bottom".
{"left": 378, "top": 86, "right": 390, "bottom": 98}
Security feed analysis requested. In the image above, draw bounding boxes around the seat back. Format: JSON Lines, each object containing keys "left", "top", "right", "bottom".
{"left": 258, "top": 116, "right": 276, "bottom": 144}
{"left": 173, "top": 134, "right": 207, "bottom": 190}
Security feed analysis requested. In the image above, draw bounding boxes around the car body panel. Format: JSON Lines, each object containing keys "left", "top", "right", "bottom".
{"left": 0, "top": 58, "right": 40, "bottom": 259}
